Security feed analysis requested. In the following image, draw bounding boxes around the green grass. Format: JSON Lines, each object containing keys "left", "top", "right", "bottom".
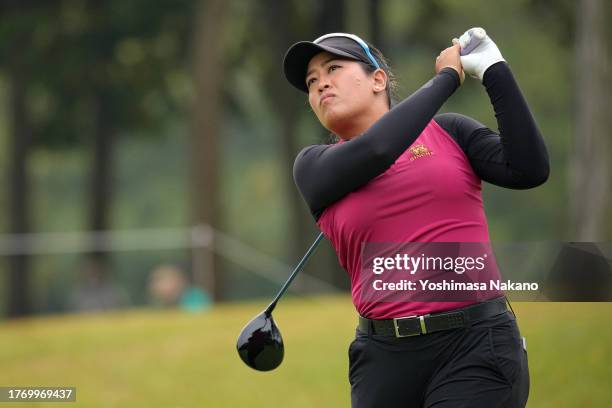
{"left": 0, "top": 297, "right": 611, "bottom": 407}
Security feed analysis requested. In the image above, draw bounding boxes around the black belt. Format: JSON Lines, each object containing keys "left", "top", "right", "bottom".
{"left": 359, "top": 296, "right": 509, "bottom": 338}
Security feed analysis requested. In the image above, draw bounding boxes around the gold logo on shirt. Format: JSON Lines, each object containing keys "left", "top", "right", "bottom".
{"left": 409, "top": 144, "right": 433, "bottom": 161}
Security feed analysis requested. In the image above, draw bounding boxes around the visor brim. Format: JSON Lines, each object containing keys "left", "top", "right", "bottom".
{"left": 283, "top": 41, "right": 362, "bottom": 93}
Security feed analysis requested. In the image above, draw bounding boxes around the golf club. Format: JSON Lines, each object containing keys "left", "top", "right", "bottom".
{"left": 236, "top": 232, "right": 325, "bottom": 371}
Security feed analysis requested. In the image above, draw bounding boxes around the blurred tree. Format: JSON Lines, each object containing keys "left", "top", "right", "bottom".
{"left": 0, "top": 1, "right": 48, "bottom": 316}
{"left": 5, "top": 29, "right": 33, "bottom": 317}
{"left": 1, "top": 0, "right": 197, "bottom": 314}
{"left": 529, "top": 0, "right": 576, "bottom": 46}
{"left": 52, "top": 0, "right": 194, "bottom": 304}
{"left": 403, "top": 0, "right": 448, "bottom": 50}
{"left": 85, "top": 1, "right": 116, "bottom": 278}
{"left": 367, "top": 0, "right": 382, "bottom": 46}
{"left": 257, "top": 0, "right": 311, "bottom": 267}
{"left": 315, "top": 0, "right": 346, "bottom": 40}
{"left": 569, "top": 0, "right": 611, "bottom": 240}
{"left": 31, "top": 0, "right": 194, "bottom": 149}
{"left": 191, "top": 0, "right": 227, "bottom": 301}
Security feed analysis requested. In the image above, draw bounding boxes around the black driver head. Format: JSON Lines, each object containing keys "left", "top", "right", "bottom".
{"left": 236, "top": 311, "right": 284, "bottom": 371}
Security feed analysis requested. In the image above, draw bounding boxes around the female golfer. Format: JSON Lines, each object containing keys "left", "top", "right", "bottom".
{"left": 283, "top": 29, "right": 548, "bottom": 408}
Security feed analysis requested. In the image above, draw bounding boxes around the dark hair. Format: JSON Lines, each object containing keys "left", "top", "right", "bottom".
{"left": 361, "top": 42, "right": 398, "bottom": 108}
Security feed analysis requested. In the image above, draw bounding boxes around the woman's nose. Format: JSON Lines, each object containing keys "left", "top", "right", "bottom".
{"left": 317, "top": 78, "right": 331, "bottom": 92}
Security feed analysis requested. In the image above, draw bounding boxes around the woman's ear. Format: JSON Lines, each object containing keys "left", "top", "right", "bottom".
{"left": 372, "top": 69, "right": 388, "bottom": 93}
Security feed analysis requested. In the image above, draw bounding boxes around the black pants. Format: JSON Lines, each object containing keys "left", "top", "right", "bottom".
{"left": 349, "top": 310, "right": 529, "bottom": 407}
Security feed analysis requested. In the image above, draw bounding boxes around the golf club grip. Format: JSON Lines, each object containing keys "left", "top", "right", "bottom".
{"left": 266, "top": 232, "right": 325, "bottom": 313}
{"left": 460, "top": 28, "right": 486, "bottom": 56}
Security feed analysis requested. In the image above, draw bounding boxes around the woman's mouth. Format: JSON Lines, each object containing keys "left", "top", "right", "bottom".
{"left": 320, "top": 94, "right": 335, "bottom": 105}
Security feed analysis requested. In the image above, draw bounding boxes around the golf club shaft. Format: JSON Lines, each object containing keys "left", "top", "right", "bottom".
{"left": 265, "top": 232, "right": 325, "bottom": 314}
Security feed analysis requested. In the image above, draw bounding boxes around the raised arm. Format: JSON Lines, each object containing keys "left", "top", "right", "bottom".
{"left": 294, "top": 68, "right": 460, "bottom": 220}
{"left": 435, "top": 62, "right": 549, "bottom": 189}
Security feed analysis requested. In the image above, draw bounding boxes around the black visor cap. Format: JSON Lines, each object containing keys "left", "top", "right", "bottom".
{"left": 283, "top": 36, "right": 374, "bottom": 93}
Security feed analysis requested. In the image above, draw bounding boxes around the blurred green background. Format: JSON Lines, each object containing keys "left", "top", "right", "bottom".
{"left": 0, "top": 0, "right": 611, "bottom": 406}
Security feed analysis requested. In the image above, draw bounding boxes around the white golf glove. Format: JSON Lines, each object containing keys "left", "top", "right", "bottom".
{"left": 453, "top": 28, "right": 505, "bottom": 82}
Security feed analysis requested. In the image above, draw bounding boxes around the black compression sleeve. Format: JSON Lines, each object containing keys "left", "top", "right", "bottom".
{"left": 434, "top": 62, "right": 549, "bottom": 189}
{"left": 294, "top": 68, "right": 460, "bottom": 219}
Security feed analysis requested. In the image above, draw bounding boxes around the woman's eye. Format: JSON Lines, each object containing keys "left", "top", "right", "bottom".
{"left": 328, "top": 65, "right": 340, "bottom": 72}
{"left": 306, "top": 78, "right": 316, "bottom": 88}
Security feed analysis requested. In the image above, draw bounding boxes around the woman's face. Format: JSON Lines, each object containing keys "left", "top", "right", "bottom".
{"left": 305, "top": 51, "right": 380, "bottom": 133}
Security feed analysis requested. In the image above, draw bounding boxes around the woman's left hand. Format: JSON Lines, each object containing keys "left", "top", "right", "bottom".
{"left": 454, "top": 30, "right": 506, "bottom": 82}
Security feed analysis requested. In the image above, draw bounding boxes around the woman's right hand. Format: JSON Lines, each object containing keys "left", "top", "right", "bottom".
{"left": 435, "top": 43, "right": 465, "bottom": 84}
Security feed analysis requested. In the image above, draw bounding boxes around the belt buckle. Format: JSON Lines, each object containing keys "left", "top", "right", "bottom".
{"left": 392, "top": 314, "right": 429, "bottom": 338}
